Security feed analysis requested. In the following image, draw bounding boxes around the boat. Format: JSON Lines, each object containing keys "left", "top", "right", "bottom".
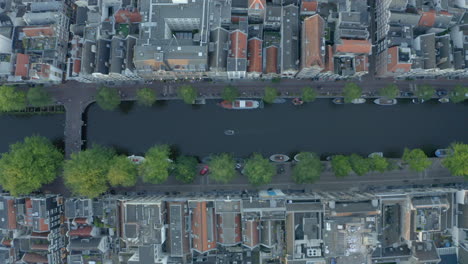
{"left": 294, "top": 152, "right": 313, "bottom": 162}
{"left": 333, "top": 98, "right": 344, "bottom": 105}
{"left": 374, "top": 98, "right": 397, "bottom": 105}
{"left": 220, "top": 100, "right": 260, "bottom": 109}
{"left": 127, "top": 155, "right": 145, "bottom": 165}
{"left": 351, "top": 98, "right": 366, "bottom": 104}
{"left": 412, "top": 98, "right": 425, "bottom": 104}
{"left": 273, "top": 98, "right": 287, "bottom": 104}
{"left": 435, "top": 149, "right": 453, "bottom": 158}
{"left": 438, "top": 97, "right": 450, "bottom": 103}
{"left": 224, "top": 130, "right": 235, "bottom": 136}
{"left": 368, "top": 152, "right": 383, "bottom": 158}
{"left": 269, "top": 154, "right": 290, "bottom": 163}
{"left": 292, "top": 98, "right": 304, "bottom": 106}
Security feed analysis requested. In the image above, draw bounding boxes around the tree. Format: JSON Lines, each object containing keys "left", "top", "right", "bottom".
{"left": 442, "top": 143, "right": 468, "bottom": 177}
{"left": 139, "top": 145, "right": 173, "bottom": 184}
{"left": 27, "top": 86, "right": 53, "bottom": 107}
{"left": 208, "top": 153, "right": 236, "bottom": 183}
{"left": 222, "top": 85, "right": 239, "bottom": 102}
{"left": 96, "top": 86, "right": 120, "bottom": 111}
{"left": 178, "top": 85, "right": 197, "bottom": 104}
{"left": 175, "top": 156, "right": 198, "bottom": 183}
{"left": 302, "top": 87, "right": 317, "bottom": 102}
{"left": 263, "top": 86, "right": 278, "bottom": 104}
{"left": 243, "top": 153, "right": 275, "bottom": 186}
{"left": 64, "top": 145, "right": 115, "bottom": 198}
{"left": 331, "top": 155, "right": 352, "bottom": 177}
{"left": 136, "top": 87, "right": 157, "bottom": 106}
{"left": 107, "top": 155, "right": 138, "bottom": 187}
{"left": 415, "top": 84, "right": 435, "bottom": 101}
{"left": 343, "top": 83, "right": 362, "bottom": 103}
{"left": 369, "top": 156, "right": 390, "bottom": 172}
{"left": 402, "top": 148, "right": 432, "bottom": 172}
{"left": 0, "top": 136, "right": 63, "bottom": 196}
{"left": 292, "top": 152, "right": 323, "bottom": 183}
{"left": 450, "top": 85, "right": 468, "bottom": 103}
{"left": 0, "top": 85, "right": 27, "bottom": 112}
{"left": 349, "top": 154, "right": 371, "bottom": 176}
{"left": 378, "top": 84, "right": 399, "bottom": 99}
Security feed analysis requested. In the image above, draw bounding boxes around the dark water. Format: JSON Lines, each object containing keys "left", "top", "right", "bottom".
{"left": 0, "top": 114, "right": 65, "bottom": 153}
{"left": 85, "top": 99, "right": 468, "bottom": 158}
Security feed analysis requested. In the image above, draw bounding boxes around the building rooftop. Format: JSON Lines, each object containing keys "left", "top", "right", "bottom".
{"left": 281, "top": 5, "right": 299, "bottom": 73}
{"left": 301, "top": 14, "right": 325, "bottom": 70}
{"left": 247, "top": 38, "right": 262, "bottom": 73}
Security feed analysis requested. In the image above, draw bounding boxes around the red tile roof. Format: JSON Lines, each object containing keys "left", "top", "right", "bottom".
{"left": 22, "top": 253, "right": 48, "bottom": 263}
{"left": 68, "top": 226, "right": 93, "bottom": 237}
{"left": 243, "top": 219, "right": 260, "bottom": 248}
{"left": 231, "top": 16, "right": 247, "bottom": 23}
{"left": 7, "top": 199, "right": 17, "bottom": 230}
{"left": 264, "top": 46, "right": 278, "bottom": 74}
{"left": 114, "top": 9, "right": 142, "bottom": 23}
{"left": 387, "top": 46, "right": 411, "bottom": 73}
{"left": 335, "top": 39, "right": 372, "bottom": 54}
{"left": 247, "top": 38, "right": 263, "bottom": 73}
{"left": 301, "top": 15, "right": 325, "bottom": 69}
{"left": 324, "top": 45, "right": 334, "bottom": 72}
{"left": 191, "top": 202, "right": 217, "bottom": 253}
{"left": 23, "top": 26, "right": 55, "bottom": 37}
{"left": 74, "top": 217, "right": 89, "bottom": 225}
{"left": 1, "top": 239, "right": 11, "bottom": 247}
{"left": 354, "top": 55, "right": 369, "bottom": 72}
{"left": 248, "top": 0, "right": 266, "bottom": 10}
{"left": 230, "top": 30, "right": 248, "bottom": 59}
{"left": 73, "top": 59, "right": 81, "bottom": 75}
{"left": 418, "top": 11, "right": 436, "bottom": 27}
{"left": 30, "top": 243, "right": 49, "bottom": 251}
{"left": 15, "top": 54, "right": 29, "bottom": 78}
{"left": 36, "top": 218, "right": 49, "bottom": 232}
{"left": 25, "top": 198, "right": 33, "bottom": 227}
{"left": 301, "top": 0, "right": 318, "bottom": 12}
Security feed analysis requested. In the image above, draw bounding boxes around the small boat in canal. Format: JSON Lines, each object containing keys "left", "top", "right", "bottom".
{"left": 292, "top": 98, "right": 304, "bottom": 106}
{"left": 351, "top": 98, "right": 366, "bottom": 104}
{"left": 333, "top": 98, "right": 344, "bottom": 104}
{"left": 224, "top": 130, "right": 235, "bottom": 136}
{"left": 374, "top": 98, "right": 397, "bottom": 105}
{"left": 127, "top": 155, "right": 145, "bottom": 165}
{"left": 220, "top": 100, "right": 260, "bottom": 110}
{"left": 294, "top": 152, "right": 313, "bottom": 162}
{"left": 270, "top": 154, "right": 290, "bottom": 163}
{"left": 368, "top": 152, "right": 383, "bottom": 158}
{"left": 412, "top": 98, "right": 425, "bottom": 104}
{"left": 273, "top": 98, "right": 287, "bottom": 104}
{"left": 435, "top": 149, "right": 452, "bottom": 158}
{"left": 438, "top": 98, "right": 450, "bottom": 103}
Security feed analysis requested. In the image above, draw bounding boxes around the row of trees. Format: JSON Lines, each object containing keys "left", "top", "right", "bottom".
{"left": 0, "top": 85, "right": 53, "bottom": 112}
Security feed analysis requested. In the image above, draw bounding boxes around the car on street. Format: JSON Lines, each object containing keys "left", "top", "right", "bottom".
{"left": 199, "top": 165, "right": 209, "bottom": 175}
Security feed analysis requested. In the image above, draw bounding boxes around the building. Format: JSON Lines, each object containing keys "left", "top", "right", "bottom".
{"left": 227, "top": 29, "right": 248, "bottom": 79}
{"left": 297, "top": 14, "right": 325, "bottom": 79}
{"left": 280, "top": 4, "right": 299, "bottom": 77}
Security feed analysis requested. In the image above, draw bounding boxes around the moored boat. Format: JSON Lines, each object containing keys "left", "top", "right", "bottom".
{"left": 269, "top": 154, "right": 290, "bottom": 163}
{"left": 224, "top": 130, "right": 235, "bottom": 135}
{"left": 333, "top": 98, "right": 344, "bottom": 104}
{"left": 438, "top": 98, "right": 450, "bottom": 103}
{"left": 292, "top": 98, "right": 304, "bottom": 106}
{"left": 220, "top": 100, "right": 260, "bottom": 109}
{"left": 368, "top": 152, "right": 383, "bottom": 158}
{"left": 435, "top": 149, "right": 452, "bottom": 158}
{"left": 351, "top": 98, "right": 366, "bottom": 104}
{"left": 294, "top": 152, "right": 313, "bottom": 162}
{"left": 127, "top": 155, "right": 145, "bottom": 165}
{"left": 374, "top": 98, "right": 397, "bottom": 105}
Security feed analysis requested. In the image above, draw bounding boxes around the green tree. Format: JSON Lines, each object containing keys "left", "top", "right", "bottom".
{"left": 244, "top": 153, "right": 275, "bottom": 186}
{"left": 175, "top": 156, "right": 199, "bottom": 183}
{"left": 402, "top": 148, "right": 432, "bottom": 172}
{"left": 136, "top": 87, "right": 157, "bottom": 106}
{"left": 415, "top": 84, "right": 435, "bottom": 101}
{"left": 96, "top": 86, "right": 120, "bottom": 111}
{"left": 64, "top": 145, "right": 115, "bottom": 198}
{"left": 27, "top": 86, "right": 53, "bottom": 107}
{"left": 263, "top": 86, "right": 278, "bottom": 104}
{"left": 302, "top": 87, "right": 317, "bottom": 102}
{"left": 107, "top": 155, "right": 138, "bottom": 187}
{"left": 0, "top": 85, "right": 27, "bottom": 112}
{"left": 378, "top": 84, "right": 399, "bottom": 99}
{"left": 222, "top": 85, "right": 239, "bottom": 102}
{"left": 292, "top": 152, "right": 323, "bottom": 183}
{"left": 0, "top": 136, "right": 63, "bottom": 196}
{"left": 139, "top": 145, "right": 173, "bottom": 184}
{"left": 349, "top": 154, "right": 371, "bottom": 176}
{"left": 208, "top": 153, "right": 236, "bottom": 183}
{"left": 178, "top": 85, "right": 197, "bottom": 104}
{"left": 442, "top": 143, "right": 468, "bottom": 177}
{"left": 369, "top": 156, "right": 390, "bottom": 172}
{"left": 343, "top": 83, "right": 362, "bottom": 103}
{"left": 331, "top": 155, "right": 352, "bottom": 177}
{"left": 450, "top": 85, "right": 468, "bottom": 103}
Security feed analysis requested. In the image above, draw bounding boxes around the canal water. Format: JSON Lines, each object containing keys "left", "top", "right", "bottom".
{"left": 84, "top": 99, "right": 468, "bottom": 159}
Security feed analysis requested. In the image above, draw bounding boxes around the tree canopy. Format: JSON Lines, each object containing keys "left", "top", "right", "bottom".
{"left": 139, "top": 145, "right": 173, "bottom": 184}
{"left": 0, "top": 136, "right": 63, "bottom": 196}
{"left": 349, "top": 154, "right": 371, "bottom": 176}
{"left": 415, "top": 84, "right": 435, "bottom": 101}
{"left": 175, "top": 156, "right": 199, "bottom": 183}
{"left": 107, "top": 155, "right": 138, "bottom": 187}
{"left": 450, "top": 85, "right": 468, "bottom": 103}
{"left": 302, "top": 87, "right": 317, "bottom": 102}
{"left": 442, "top": 143, "right": 468, "bottom": 177}
{"left": 222, "top": 85, "right": 239, "bottom": 102}
{"left": 64, "top": 145, "right": 115, "bottom": 198}
{"left": 402, "top": 148, "right": 432, "bottom": 172}
{"left": 378, "top": 84, "right": 399, "bottom": 99}
{"left": 96, "top": 86, "right": 120, "bottom": 111}
{"left": 178, "top": 85, "right": 197, "bottom": 104}
{"left": 369, "top": 156, "right": 390, "bottom": 172}
{"left": 208, "top": 153, "right": 236, "bottom": 183}
{"left": 343, "top": 83, "right": 362, "bottom": 103}
{"left": 331, "top": 155, "right": 352, "bottom": 177}
{"left": 263, "top": 86, "right": 279, "bottom": 104}
{"left": 243, "top": 153, "right": 275, "bottom": 186}
{"left": 0, "top": 85, "right": 27, "bottom": 112}
{"left": 292, "top": 152, "right": 323, "bottom": 183}
{"left": 136, "top": 87, "right": 157, "bottom": 106}
{"left": 27, "top": 86, "right": 53, "bottom": 107}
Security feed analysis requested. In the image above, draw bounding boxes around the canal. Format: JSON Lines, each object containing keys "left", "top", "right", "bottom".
{"left": 84, "top": 99, "right": 468, "bottom": 159}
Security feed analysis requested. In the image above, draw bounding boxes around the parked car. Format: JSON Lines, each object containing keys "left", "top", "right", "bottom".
{"left": 199, "top": 165, "right": 209, "bottom": 175}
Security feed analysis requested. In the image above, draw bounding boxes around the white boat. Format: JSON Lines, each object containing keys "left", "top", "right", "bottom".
{"left": 294, "top": 153, "right": 313, "bottom": 162}
{"left": 224, "top": 130, "right": 235, "bottom": 135}
{"left": 368, "top": 152, "right": 383, "bottom": 158}
{"left": 351, "top": 98, "right": 366, "bottom": 104}
{"left": 374, "top": 98, "right": 397, "bottom": 105}
{"left": 270, "top": 154, "right": 290, "bottom": 163}
{"left": 438, "top": 98, "right": 450, "bottom": 103}
{"left": 127, "top": 155, "right": 145, "bottom": 165}
{"left": 220, "top": 100, "right": 260, "bottom": 109}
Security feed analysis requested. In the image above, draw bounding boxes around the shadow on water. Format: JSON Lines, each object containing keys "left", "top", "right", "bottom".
{"left": 170, "top": 144, "right": 181, "bottom": 160}
{"left": 152, "top": 100, "right": 168, "bottom": 109}
{"left": 110, "top": 145, "right": 132, "bottom": 156}
{"left": 52, "top": 137, "right": 65, "bottom": 153}
{"left": 118, "top": 101, "right": 135, "bottom": 114}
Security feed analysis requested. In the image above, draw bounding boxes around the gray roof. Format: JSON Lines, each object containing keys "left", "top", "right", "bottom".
{"left": 169, "top": 204, "right": 183, "bottom": 257}
{"left": 412, "top": 195, "right": 449, "bottom": 208}
{"left": 0, "top": 197, "right": 10, "bottom": 230}
{"left": 333, "top": 201, "right": 379, "bottom": 215}
{"left": 417, "top": 33, "right": 436, "bottom": 69}
{"left": 260, "top": 220, "right": 278, "bottom": 247}
{"left": 389, "top": 12, "right": 421, "bottom": 27}
{"left": 110, "top": 37, "right": 126, "bottom": 74}
{"left": 96, "top": 39, "right": 111, "bottom": 74}
{"left": 286, "top": 202, "right": 323, "bottom": 212}
{"left": 435, "top": 35, "right": 452, "bottom": 69}
{"left": 209, "top": 28, "right": 229, "bottom": 71}
{"left": 434, "top": 13, "right": 452, "bottom": 29}
{"left": 281, "top": 5, "right": 299, "bottom": 73}
{"left": 81, "top": 41, "right": 96, "bottom": 74}
{"left": 227, "top": 57, "right": 247, "bottom": 72}
{"left": 123, "top": 202, "right": 163, "bottom": 244}
{"left": 76, "top": 7, "right": 88, "bottom": 25}
{"left": 218, "top": 212, "right": 240, "bottom": 245}
{"left": 138, "top": 245, "right": 156, "bottom": 264}
{"left": 65, "top": 198, "right": 93, "bottom": 219}
{"left": 413, "top": 241, "right": 440, "bottom": 262}
{"left": 389, "top": 0, "right": 408, "bottom": 11}
{"left": 215, "top": 200, "right": 241, "bottom": 213}
{"left": 265, "top": 5, "right": 282, "bottom": 23}
{"left": 69, "top": 237, "right": 104, "bottom": 252}
{"left": 30, "top": 1, "right": 62, "bottom": 12}
{"left": 453, "top": 49, "right": 465, "bottom": 69}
